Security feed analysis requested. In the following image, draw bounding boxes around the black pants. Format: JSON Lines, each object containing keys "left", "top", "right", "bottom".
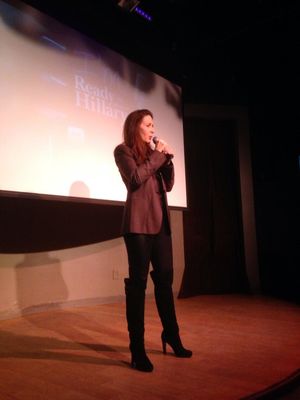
{"left": 124, "top": 224, "right": 173, "bottom": 286}
{"left": 123, "top": 222, "right": 180, "bottom": 348}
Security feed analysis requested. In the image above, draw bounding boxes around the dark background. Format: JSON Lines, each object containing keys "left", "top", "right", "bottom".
{"left": 1, "top": 0, "right": 299, "bottom": 302}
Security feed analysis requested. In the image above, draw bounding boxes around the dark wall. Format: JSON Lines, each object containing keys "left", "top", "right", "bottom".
{"left": 181, "top": 12, "right": 300, "bottom": 302}
{"left": 249, "top": 103, "right": 300, "bottom": 303}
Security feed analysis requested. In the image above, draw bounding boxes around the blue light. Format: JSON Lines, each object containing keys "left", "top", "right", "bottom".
{"left": 134, "top": 6, "right": 152, "bottom": 21}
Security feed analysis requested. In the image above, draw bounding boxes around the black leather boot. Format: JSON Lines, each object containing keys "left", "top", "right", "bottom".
{"left": 150, "top": 271, "right": 192, "bottom": 358}
{"left": 124, "top": 278, "right": 154, "bottom": 372}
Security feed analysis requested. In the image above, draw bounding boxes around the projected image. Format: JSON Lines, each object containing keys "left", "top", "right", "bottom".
{"left": 0, "top": 0, "right": 187, "bottom": 207}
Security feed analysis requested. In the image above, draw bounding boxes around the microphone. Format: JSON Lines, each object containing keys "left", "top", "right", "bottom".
{"left": 152, "top": 136, "right": 173, "bottom": 159}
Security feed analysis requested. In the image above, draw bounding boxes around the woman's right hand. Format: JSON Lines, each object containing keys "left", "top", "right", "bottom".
{"left": 155, "top": 139, "right": 166, "bottom": 153}
{"left": 155, "top": 139, "right": 174, "bottom": 158}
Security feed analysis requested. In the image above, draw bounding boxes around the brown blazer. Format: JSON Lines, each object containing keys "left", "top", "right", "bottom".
{"left": 114, "top": 144, "right": 174, "bottom": 234}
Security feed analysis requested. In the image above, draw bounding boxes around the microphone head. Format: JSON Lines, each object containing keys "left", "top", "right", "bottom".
{"left": 153, "top": 136, "right": 159, "bottom": 144}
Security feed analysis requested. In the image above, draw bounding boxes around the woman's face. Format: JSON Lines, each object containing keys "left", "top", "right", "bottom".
{"left": 138, "top": 114, "right": 154, "bottom": 144}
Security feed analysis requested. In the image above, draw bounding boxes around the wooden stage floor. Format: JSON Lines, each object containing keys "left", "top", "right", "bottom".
{"left": 0, "top": 295, "right": 300, "bottom": 400}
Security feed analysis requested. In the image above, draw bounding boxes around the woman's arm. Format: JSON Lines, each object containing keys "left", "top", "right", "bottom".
{"left": 114, "top": 144, "right": 168, "bottom": 191}
{"left": 159, "top": 160, "right": 175, "bottom": 192}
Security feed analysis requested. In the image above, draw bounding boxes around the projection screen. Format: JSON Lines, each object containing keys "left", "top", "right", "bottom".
{"left": 0, "top": 0, "right": 187, "bottom": 207}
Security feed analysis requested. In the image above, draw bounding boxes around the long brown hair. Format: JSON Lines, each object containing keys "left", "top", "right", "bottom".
{"left": 123, "top": 109, "right": 153, "bottom": 163}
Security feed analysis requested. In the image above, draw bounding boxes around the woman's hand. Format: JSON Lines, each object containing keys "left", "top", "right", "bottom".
{"left": 155, "top": 139, "right": 174, "bottom": 158}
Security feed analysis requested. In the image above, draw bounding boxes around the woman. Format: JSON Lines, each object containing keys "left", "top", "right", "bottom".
{"left": 114, "top": 109, "right": 192, "bottom": 372}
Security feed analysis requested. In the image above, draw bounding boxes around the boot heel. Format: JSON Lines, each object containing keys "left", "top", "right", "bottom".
{"left": 161, "top": 331, "right": 192, "bottom": 358}
{"left": 161, "top": 337, "right": 167, "bottom": 354}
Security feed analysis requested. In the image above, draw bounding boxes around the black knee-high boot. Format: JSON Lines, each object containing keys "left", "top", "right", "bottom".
{"left": 124, "top": 278, "right": 153, "bottom": 372}
{"left": 150, "top": 271, "right": 192, "bottom": 358}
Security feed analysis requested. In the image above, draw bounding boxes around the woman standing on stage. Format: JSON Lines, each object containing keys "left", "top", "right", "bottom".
{"left": 114, "top": 109, "right": 192, "bottom": 372}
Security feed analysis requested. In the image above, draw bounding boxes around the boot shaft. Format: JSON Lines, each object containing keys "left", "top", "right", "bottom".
{"left": 124, "top": 277, "right": 146, "bottom": 340}
{"left": 150, "top": 271, "right": 179, "bottom": 336}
